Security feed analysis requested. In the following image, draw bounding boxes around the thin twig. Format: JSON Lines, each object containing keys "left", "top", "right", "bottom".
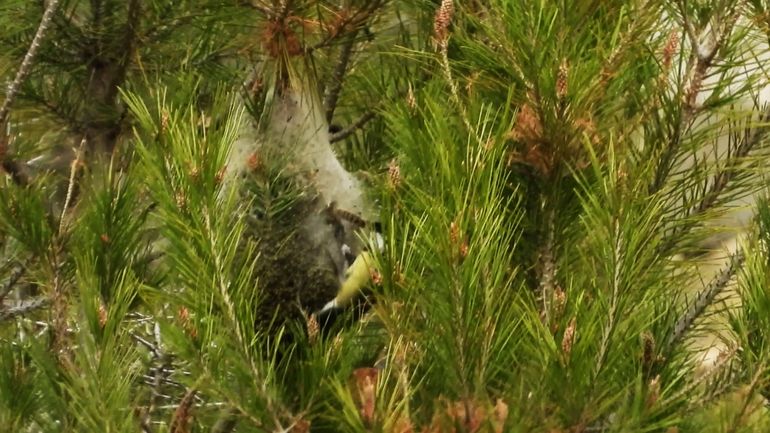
{"left": 0, "top": 0, "right": 62, "bottom": 127}
{"left": 307, "top": 1, "right": 383, "bottom": 53}
{"left": 0, "top": 298, "right": 50, "bottom": 322}
{"left": 682, "top": 10, "right": 737, "bottom": 111}
{"left": 324, "top": 31, "right": 358, "bottom": 123}
{"left": 240, "top": 1, "right": 272, "bottom": 17}
{"left": 439, "top": 43, "right": 476, "bottom": 139}
{"left": 135, "top": 322, "right": 176, "bottom": 433}
{"left": 0, "top": 0, "right": 61, "bottom": 182}
{"left": 667, "top": 248, "right": 745, "bottom": 349}
{"left": 138, "top": 413, "right": 154, "bottom": 433}
{"left": 651, "top": 5, "right": 737, "bottom": 194}
{"left": 170, "top": 388, "right": 198, "bottom": 433}
{"left": 0, "top": 155, "right": 30, "bottom": 185}
{"left": 133, "top": 331, "right": 164, "bottom": 361}
{"left": 327, "top": 71, "right": 431, "bottom": 144}
{"left": 0, "top": 262, "right": 26, "bottom": 302}
{"left": 211, "top": 407, "right": 239, "bottom": 433}
{"left": 661, "top": 344, "right": 739, "bottom": 407}
{"left": 659, "top": 105, "right": 770, "bottom": 254}
{"left": 275, "top": 0, "right": 293, "bottom": 22}
{"left": 435, "top": 21, "right": 490, "bottom": 154}
{"left": 725, "top": 367, "right": 764, "bottom": 433}
{"left": 329, "top": 111, "right": 376, "bottom": 143}
{"left": 59, "top": 137, "right": 87, "bottom": 233}
{"left": 677, "top": 0, "right": 699, "bottom": 63}
{"left": 50, "top": 247, "right": 70, "bottom": 364}
{"left": 141, "top": 374, "right": 186, "bottom": 390}
{"left": 694, "top": 108, "right": 770, "bottom": 216}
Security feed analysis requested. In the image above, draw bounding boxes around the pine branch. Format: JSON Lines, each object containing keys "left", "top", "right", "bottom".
{"left": 238, "top": 1, "right": 271, "bottom": 17}
{"left": 327, "top": 70, "right": 432, "bottom": 144}
{"left": 694, "top": 109, "right": 770, "bottom": 215}
{"left": 438, "top": 31, "right": 475, "bottom": 140}
{"left": 82, "top": 0, "right": 140, "bottom": 155}
{"left": 49, "top": 244, "right": 70, "bottom": 363}
{"left": 329, "top": 110, "right": 376, "bottom": 143}
{"left": 276, "top": 0, "right": 292, "bottom": 22}
{"left": 324, "top": 31, "right": 358, "bottom": 124}
{"left": 0, "top": 262, "right": 26, "bottom": 303}
{"left": 434, "top": 3, "right": 488, "bottom": 152}
{"left": 661, "top": 344, "right": 739, "bottom": 407}
{"left": 134, "top": 323, "right": 172, "bottom": 433}
{"left": 307, "top": 1, "right": 384, "bottom": 53}
{"left": 141, "top": 13, "right": 198, "bottom": 44}
{"left": 658, "top": 106, "right": 770, "bottom": 254}
{"left": 138, "top": 411, "right": 154, "bottom": 433}
{"left": 170, "top": 388, "right": 198, "bottom": 433}
{"left": 594, "top": 220, "right": 622, "bottom": 380}
{"left": 32, "top": 95, "right": 83, "bottom": 131}
{"left": 666, "top": 248, "right": 745, "bottom": 350}
{"left": 211, "top": 408, "right": 239, "bottom": 433}
{"left": 0, "top": 0, "right": 62, "bottom": 128}
{"left": 59, "top": 137, "right": 86, "bottom": 232}
{"left": 0, "top": 154, "right": 30, "bottom": 185}
{"left": 0, "top": 297, "right": 50, "bottom": 322}
{"left": 651, "top": 5, "right": 738, "bottom": 193}
{"left": 537, "top": 206, "right": 557, "bottom": 323}
{"left": 0, "top": 0, "right": 62, "bottom": 182}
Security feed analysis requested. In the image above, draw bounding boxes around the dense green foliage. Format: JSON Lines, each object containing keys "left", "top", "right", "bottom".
{"left": 4, "top": 1, "right": 770, "bottom": 432}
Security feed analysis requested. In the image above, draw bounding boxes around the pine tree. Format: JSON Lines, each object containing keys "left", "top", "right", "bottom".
{"left": 4, "top": 1, "right": 770, "bottom": 432}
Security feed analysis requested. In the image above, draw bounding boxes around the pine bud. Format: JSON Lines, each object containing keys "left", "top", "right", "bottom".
{"left": 459, "top": 239, "right": 469, "bottom": 259}
{"left": 511, "top": 103, "right": 543, "bottom": 144}
{"left": 161, "top": 110, "right": 170, "bottom": 133}
{"left": 188, "top": 165, "right": 200, "bottom": 180}
{"left": 392, "top": 416, "right": 414, "bottom": 433}
{"left": 306, "top": 313, "right": 319, "bottom": 344}
{"left": 406, "top": 83, "right": 417, "bottom": 113}
{"left": 552, "top": 285, "right": 566, "bottom": 319}
{"left": 370, "top": 268, "right": 383, "bottom": 286}
{"left": 641, "top": 331, "right": 656, "bottom": 371}
{"left": 175, "top": 192, "right": 187, "bottom": 210}
{"left": 646, "top": 375, "right": 661, "bottom": 408}
{"left": 433, "top": 0, "right": 455, "bottom": 47}
{"left": 556, "top": 59, "right": 568, "bottom": 100}
{"left": 247, "top": 152, "right": 262, "bottom": 172}
{"left": 662, "top": 31, "right": 679, "bottom": 69}
{"left": 178, "top": 307, "right": 198, "bottom": 339}
{"left": 292, "top": 419, "right": 311, "bottom": 433}
{"left": 562, "top": 317, "right": 577, "bottom": 358}
{"left": 97, "top": 302, "right": 108, "bottom": 329}
{"left": 215, "top": 165, "right": 226, "bottom": 184}
{"left": 449, "top": 220, "right": 460, "bottom": 245}
{"left": 388, "top": 158, "right": 401, "bottom": 188}
{"left": 493, "top": 399, "right": 509, "bottom": 433}
{"left": 178, "top": 306, "right": 190, "bottom": 322}
{"left": 352, "top": 368, "right": 379, "bottom": 426}
{"left": 170, "top": 389, "right": 197, "bottom": 433}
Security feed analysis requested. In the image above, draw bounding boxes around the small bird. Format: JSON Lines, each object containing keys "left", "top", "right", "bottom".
{"left": 314, "top": 230, "right": 384, "bottom": 328}
{"left": 318, "top": 250, "right": 376, "bottom": 313}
